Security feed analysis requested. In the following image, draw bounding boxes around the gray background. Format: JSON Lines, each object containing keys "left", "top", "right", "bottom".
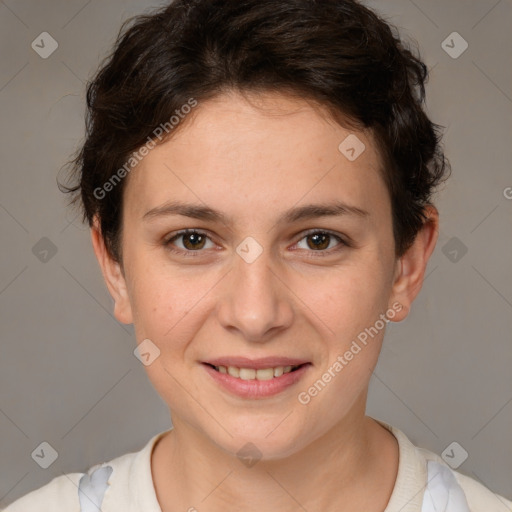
{"left": 1, "top": 0, "right": 511, "bottom": 507}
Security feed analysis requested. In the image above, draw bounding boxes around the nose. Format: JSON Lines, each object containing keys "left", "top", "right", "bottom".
{"left": 216, "top": 245, "right": 294, "bottom": 343}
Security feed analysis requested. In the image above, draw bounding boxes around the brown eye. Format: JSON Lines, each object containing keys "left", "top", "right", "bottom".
{"left": 306, "top": 232, "right": 331, "bottom": 250}
{"left": 181, "top": 232, "right": 207, "bottom": 250}
{"left": 295, "top": 230, "right": 347, "bottom": 256}
{"left": 165, "top": 230, "right": 214, "bottom": 255}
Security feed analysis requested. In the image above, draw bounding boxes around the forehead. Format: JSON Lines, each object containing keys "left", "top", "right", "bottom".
{"left": 124, "top": 90, "right": 388, "bottom": 224}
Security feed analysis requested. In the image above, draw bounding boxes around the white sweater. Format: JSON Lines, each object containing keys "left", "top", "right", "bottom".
{"left": 3, "top": 420, "right": 511, "bottom": 512}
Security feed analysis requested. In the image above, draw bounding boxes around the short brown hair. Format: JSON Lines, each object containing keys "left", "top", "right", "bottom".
{"left": 60, "top": 0, "right": 450, "bottom": 263}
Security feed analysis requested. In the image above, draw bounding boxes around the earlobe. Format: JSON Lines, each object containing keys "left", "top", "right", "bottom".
{"left": 388, "top": 205, "right": 439, "bottom": 323}
{"left": 90, "top": 216, "right": 134, "bottom": 325}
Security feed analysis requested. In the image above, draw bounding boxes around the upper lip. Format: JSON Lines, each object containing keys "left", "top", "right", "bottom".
{"left": 203, "top": 356, "right": 311, "bottom": 369}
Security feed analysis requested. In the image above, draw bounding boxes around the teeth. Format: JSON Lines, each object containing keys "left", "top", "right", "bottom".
{"left": 227, "top": 366, "right": 239, "bottom": 378}
{"left": 274, "top": 366, "right": 284, "bottom": 377}
{"left": 255, "top": 368, "right": 274, "bottom": 380}
{"left": 213, "top": 364, "right": 303, "bottom": 380}
{"left": 239, "top": 368, "right": 256, "bottom": 380}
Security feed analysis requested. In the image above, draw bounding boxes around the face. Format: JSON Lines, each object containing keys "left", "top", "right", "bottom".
{"left": 92, "top": 90, "right": 437, "bottom": 459}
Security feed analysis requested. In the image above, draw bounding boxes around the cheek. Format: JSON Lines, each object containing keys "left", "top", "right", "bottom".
{"left": 128, "top": 262, "right": 214, "bottom": 353}
{"left": 133, "top": 286, "right": 181, "bottom": 340}
{"left": 124, "top": 257, "right": 176, "bottom": 338}
{"left": 303, "top": 259, "right": 392, "bottom": 337}
{"left": 298, "top": 265, "right": 389, "bottom": 413}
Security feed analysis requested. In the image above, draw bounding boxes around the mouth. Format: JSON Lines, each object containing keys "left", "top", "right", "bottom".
{"left": 201, "top": 360, "right": 312, "bottom": 399}
{"left": 203, "top": 362, "right": 309, "bottom": 381}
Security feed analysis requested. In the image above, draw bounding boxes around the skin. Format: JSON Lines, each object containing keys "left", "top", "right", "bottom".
{"left": 91, "top": 90, "right": 439, "bottom": 512}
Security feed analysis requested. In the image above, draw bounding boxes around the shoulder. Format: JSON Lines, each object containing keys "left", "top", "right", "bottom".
{"left": 2, "top": 471, "right": 84, "bottom": 511}
{"left": 454, "top": 470, "right": 512, "bottom": 512}
{"left": 3, "top": 452, "right": 138, "bottom": 512}
{"left": 375, "top": 418, "right": 512, "bottom": 512}
{"left": 417, "top": 446, "right": 512, "bottom": 512}
{"left": 3, "top": 430, "right": 169, "bottom": 512}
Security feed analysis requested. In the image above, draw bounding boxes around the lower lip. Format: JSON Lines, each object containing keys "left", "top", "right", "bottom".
{"left": 202, "top": 363, "right": 311, "bottom": 399}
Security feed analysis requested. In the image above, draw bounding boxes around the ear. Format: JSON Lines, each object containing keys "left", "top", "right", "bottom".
{"left": 90, "top": 216, "right": 134, "bottom": 325}
{"left": 388, "top": 205, "right": 439, "bottom": 322}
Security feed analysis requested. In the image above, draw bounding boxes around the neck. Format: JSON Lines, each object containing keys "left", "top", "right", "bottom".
{"left": 151, "top": 403, "right": 398, "bottom": 512}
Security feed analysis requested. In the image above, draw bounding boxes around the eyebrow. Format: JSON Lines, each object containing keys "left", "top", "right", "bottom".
{"left": 142, "top": 199, "right": 369, "bottom": 224}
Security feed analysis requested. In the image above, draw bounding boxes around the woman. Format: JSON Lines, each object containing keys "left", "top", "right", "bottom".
{"left": 6, "top": 0, "right": 511, "bottom": 511}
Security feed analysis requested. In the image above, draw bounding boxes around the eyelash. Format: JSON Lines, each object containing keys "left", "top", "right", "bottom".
{"left": 163, "top": 228, "right": 349, "bottom": 258}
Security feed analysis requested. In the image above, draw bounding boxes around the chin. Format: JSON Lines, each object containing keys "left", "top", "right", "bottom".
{"left": 211, "top": 422, "right": 306, "bottom": 462}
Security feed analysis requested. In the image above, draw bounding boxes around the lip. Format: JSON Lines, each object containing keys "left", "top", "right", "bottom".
{"left": 204, "top": 356, "right": 310, "bottom": 370}
{"left": 202, "top": 361, "right": 312, "bottom": 399}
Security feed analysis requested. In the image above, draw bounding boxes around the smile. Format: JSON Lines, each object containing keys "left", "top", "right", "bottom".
{"left": 201, "top": 362, "right": 312, "bottom": 399}
{"left": 206, "top": 363, "right": 305, "bottom": 380}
